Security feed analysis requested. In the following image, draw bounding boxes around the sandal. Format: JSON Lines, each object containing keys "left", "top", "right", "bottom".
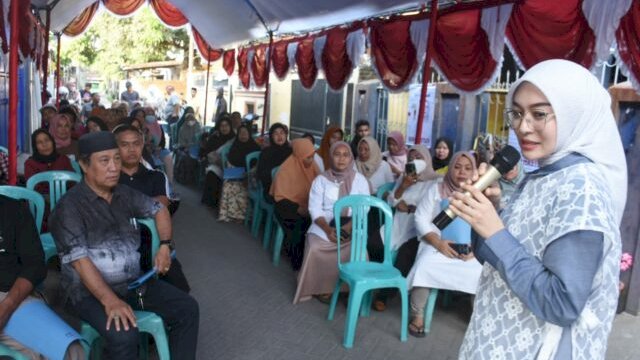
{"left": 409, "top": 321, "right": 426, "bottom": 338}
{"left": 373, "top": 299, "right": 386, "bottom": 312}
{"left": 314, "top": 294, "right": 332, "bottom": 304}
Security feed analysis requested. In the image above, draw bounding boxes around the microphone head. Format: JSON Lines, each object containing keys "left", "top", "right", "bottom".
{"left": 490, "top": 145, "right": 521, "bottom": 174}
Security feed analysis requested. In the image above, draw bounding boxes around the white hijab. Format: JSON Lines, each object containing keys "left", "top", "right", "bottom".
{"left": 507, "top": 59, "right": 627, "bottom": 224}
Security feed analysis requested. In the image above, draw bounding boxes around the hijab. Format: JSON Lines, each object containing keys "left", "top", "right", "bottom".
{"left": 227, "top": 125, "right": 260, "bottom": 167}
{"left": 321, "top": 141, "right": 356, "bottom": 198}
{"left": 258, "top": 123, "right": 292, "bottom": 185}
{"left": 270, "top": 138, "right": 320, "bottom": 208}
{"left": 432, "top": 137, "right": 454, "bottom": 171}
{"left": 507, "top": 59, "right": 627, "bottom": 223}
{"left": 317, "top": 126, "right": 344, "bottom": 170}
{"left": 86, "top": 116, "right": 108, "bottom": 132}
{"left": 144, "top": 114, "right": 163, "bottom": 147}
{"left": 408, "top": 144, "right": 439, "bottom": 182}
{"left": 30, "top": 129, "right": 59, "bottom": 163}
{"left": 387, "top": 131, "right": 407, "bottom": 156}
{"left": 48, "top": 114, "right": 72, "bottom": 148}
{"left": 440, "top": 151, "right": 477, "bottom": 198}
{"left": 355, "top": 137, "right": 382, "bottom": 178}
{"left": 205, "top": 117, "right": 235, "bottom": 152}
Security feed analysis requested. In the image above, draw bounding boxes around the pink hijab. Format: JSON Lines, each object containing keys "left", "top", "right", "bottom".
{"left": 48, "top": 114, "right": 72, "bottom": 148}
{"left": 387, "top": 131, "right": 407, "bottom": 156}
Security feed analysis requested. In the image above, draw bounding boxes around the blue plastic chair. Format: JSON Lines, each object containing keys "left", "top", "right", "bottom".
{"left": 0, "top": 186, "right": 57, "bottom": 264}
{"left": 0, "top": 146, "right": 8, "bottom": 155}
{"left": 259, "top": 166, "right": 279, "bottom": 249}
{"left": 244, "top": 151, "right": 262, "bottom": 229}
{"left": 327, "top": 195, "right": 408, "bottom": 348}
{"left": 70, "top": 160, "right": 83, "bottom": 176}
{"left": 375, "top": 181, "right": 396, "bottom": 225}
{"left": 26, "top": 171, "right": 82, "bottom": 211}
{"left": 0, "top": 343, "right": 28, "bottom": 360}
{"left": 80, "top": 218, "right": 170, "bottom": 360}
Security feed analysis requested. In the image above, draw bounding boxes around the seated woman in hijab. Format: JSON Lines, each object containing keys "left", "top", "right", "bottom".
{"left": 355, "top": 136, "right": 394, "bottom": 194}
{"left": 405, "top": 151, "right": 483, "bottom": 337}
{"left": 200, "top": 116, "right": 235, "bottom": 208}
{"left": 432, "top": 137, "right": 453, "bottom": 174}
{"left": 174, "top": 113, "right": 202, "bottom": 184}
{"left": 219, "top": 125, "right": 261, "bottom": 222}
{"left": 316, "top": 126, "right": 344, "bottom": 172}
{"left": 48, "top": 113, "right": 79, "bottom": 158}
{"left": 256, "top": 123, "right": 292, "bottom": 201}
{"left": 382, "top": 131, "right": 408, "bottom": 179}
{"left": 371, "top": 145, "right": 442, "bottom": 311}
{"left": 302, "top": 132, "right": 324, "bottom": 172}
{"left": 58, "top": 106, "right": 86, "bottom": 140}
{"left": 270, "top": 138, "right": 320, "bottom": 270}
{"left": 293, "top": 141, "right": 370, "bottom": 304}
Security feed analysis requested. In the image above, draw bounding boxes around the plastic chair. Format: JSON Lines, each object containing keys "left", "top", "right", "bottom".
{"left": 327, "top": 195, "right": 408, "bottom": 348}
{"left": 0, "top": 343, "right": 29, "bottom": 360}
{"left": 0, "top": 146, "right": 8, "bottom": 155}
{"left": 26, "top": 171, "right": 81, "bottom": 211}
{"left": 244, "top": 151, "right": 261, "bottom": 229}
{"left": 259, "top": 166, "right": 279, "bottom": 249}
{"left": 0, "top": 186, "right": 57, "bottom": 264}
{"left": 220, "top": 144, "right": 231, "bottom": 169}
{"left": 80, "top": 218, "right": 170, "bottom": 360}
{"left": 70, "top": 160, "right": 83, "bottom": 176}
{"left": 375, "top": 181, "right": 396, "bottom": 225}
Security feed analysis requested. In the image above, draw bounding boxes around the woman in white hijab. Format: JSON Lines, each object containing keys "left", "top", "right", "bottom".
{"left": 452, "top": 60, "right": 627, "bottom": 360}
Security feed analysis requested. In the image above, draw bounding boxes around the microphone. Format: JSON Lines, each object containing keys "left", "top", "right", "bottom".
{"left": 432, "top": 145, "right": 521, "bottom": 230}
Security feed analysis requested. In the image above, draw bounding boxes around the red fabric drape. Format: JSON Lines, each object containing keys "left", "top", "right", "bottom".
{"left": 149, "top": 0, "right": 188, "bottom": 27}
{"left": 237, "top": 47, "right": 250, "bottom": 89}
{"left": 14, "top": 0, "right": 32, "bottom": 57}
{"left": 617, "top": 0, "right": 640, "bottom": 87}
{"left": 433, "top": 9, "right": 498, "bottom": 92}
{"left": 271, "top": 40, "right": 290, "bottom": 80}
{"left": 369, "top": 19, "right": 418, "bottom": 91}
{"left": 322, "top": 27, "right": 354, "bottom": 91}
{"left": 103, "top": 0, "right": 145, "bottom": 16}
{"left": 63, "top": 2, "right": 99, "bottom": 37}
{"left": 506, "top": 0, "right": 596, "bottom": 69}
{"left": 192, "top": 27, "right": 222, "bottom": 62}
{"left": 251, "top": 44, "right": 268, "bottom": 88}
{"left": 223, "top": 49, "right": 235, "bottom": 76}
{"left": 296, "top": 37, "right": 318, "bottom": 89}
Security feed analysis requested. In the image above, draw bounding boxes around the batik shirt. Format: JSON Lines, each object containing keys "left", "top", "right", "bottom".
{"left": 49, "top": 181, "right": 163, "bottom": 304}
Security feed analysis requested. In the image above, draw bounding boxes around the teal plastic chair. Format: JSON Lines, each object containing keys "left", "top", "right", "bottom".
{"left": 259, "top": 166, "right": 279, "bottom": 249}
{"left": 80, "top": 218, "right": 170, "bottom": 360}
{"left": 0, "top": 146, "right": 8, "bottom": 155}
{"left": 26, "top": 171, "right": 82, "bottom": 211}
{"left": 220, "top": 144, "right": 231, "bottom": 169}
{"left": 327, "top": 195, "right": 408, "bottom": 348}
{"left": 244, "top": 151, "right": 262, "bottom": 229}
{"left": 0, "top": 343, "right": 29, "bottom": 360}
{"left": 0, "top": 186, "right": 57, "bottom": 264}
{"left": 375, "top": 181, "right": 396, "bottom": 225}
{"left": 70, "top": 160, "right": 83, "bottom": 176}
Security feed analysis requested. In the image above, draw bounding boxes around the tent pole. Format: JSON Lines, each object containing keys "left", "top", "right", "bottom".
{"left": 415, "top": 0, "right": 438, "bottom": 145}
{"left": 261, "top": 30, "right": 273, "bottom": 135}
{"left": 203, "top": 47, "right": 211, "bottom": 125}
{"left": 8, "top": 0, "right": 19, "bottom": 185}
{"left": 55, "top": 32, "right": 61, "bottom": 109}
{"left": 42, "top": 8, "right": 51, "bottom": 105}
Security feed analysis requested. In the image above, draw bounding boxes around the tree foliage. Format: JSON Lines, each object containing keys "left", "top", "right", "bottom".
{"left": 60, "top": 7, "right": 189, "bottom": 80}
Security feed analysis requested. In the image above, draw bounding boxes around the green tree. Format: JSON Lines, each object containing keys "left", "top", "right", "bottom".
{"left": 60, "top": 6, "right": 188, "bottom": 80}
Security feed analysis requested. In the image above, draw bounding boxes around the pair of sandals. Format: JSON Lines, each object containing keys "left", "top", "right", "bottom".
{"left": 409, "top": 319, "right": 426, "bottom": 338}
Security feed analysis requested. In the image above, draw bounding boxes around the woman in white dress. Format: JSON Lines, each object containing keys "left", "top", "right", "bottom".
{"left": 293, "top": 141, "right": 370, "bottom": 304}
{"left": 406, "top": 151, "right": 483, "bottom": 337}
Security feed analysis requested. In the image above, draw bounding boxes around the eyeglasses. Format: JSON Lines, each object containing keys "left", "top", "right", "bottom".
{"left": 504, "top": 108, "right": 555, "bottom": 131}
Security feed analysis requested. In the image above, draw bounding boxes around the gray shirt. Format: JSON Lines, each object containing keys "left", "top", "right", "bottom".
{"left": 49, "top": 181, "right": 162, "bottom": 304}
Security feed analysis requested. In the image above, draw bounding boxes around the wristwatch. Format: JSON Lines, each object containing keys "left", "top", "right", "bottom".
{"left": 159, "top": 239, "right": 175, "bottom": 251}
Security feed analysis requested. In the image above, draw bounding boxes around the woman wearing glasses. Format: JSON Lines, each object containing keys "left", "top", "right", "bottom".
{"left": 454, "top": 60, "right": 626, "bottom": 359}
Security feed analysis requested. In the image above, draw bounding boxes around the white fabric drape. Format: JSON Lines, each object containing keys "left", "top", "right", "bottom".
{"left": 582, "top": 0, "right": 633, "bottom": 64}
{"left": 409, "top": 19, "right": 429, "bottom": 64}
{"left": 313, "top": 35, "right": 327, "bottom": 71}
{"left": 481, "top": 3, "right": 513, "bottom": 62}
{"left": 286, "top": 42, "right": 298, "bottom": 71}
{"left": 346, "top": 29, "right": 366, "bottom": 69}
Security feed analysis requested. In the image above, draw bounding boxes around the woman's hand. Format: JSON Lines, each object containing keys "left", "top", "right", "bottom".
{"left": 448, "top": 183, "right": 505, "bottom": 239}
{"left": 396, "top": 201, "right": 410, "bottom": 213}
{"left": 433, "top": 238, "right": 459, "bottom": 259}
{"left": 401, "top": 173, "right": 417, "bottom": 188}
{"left": 390, "top": 164, "right": 402, "bottom": 176}
{"left": 459, "top": 252, "right": 476, "bottom": 262}
{"left": 473, "top": 163, "right": 502, "bottom": 208}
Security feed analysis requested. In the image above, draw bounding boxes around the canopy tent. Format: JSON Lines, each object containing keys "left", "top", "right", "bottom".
{"left": 2, "top": 0, "right": 640, "bottom": 186}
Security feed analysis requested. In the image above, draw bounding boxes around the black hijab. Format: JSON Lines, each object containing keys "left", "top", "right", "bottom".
{"left": 227, "top": 125, "right": 260, "bottom": 167}
{"left": 257, "top": 123, "right": 292, "bottom": 185}
{"left": 432, "top": 137, "right": 454, "bottom": 171}
{"left": 30, "top": 129, "right": 59, "bottom": 163}
{"left": 204, "top": 117, "right": 235, "bottom": 154}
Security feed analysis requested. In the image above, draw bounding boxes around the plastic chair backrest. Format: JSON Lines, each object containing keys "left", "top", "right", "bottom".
{"left": 70, "top": 160, "right": 83, "bottom": 176}
{"left": 0, "top": 186, "right": 45, "bottom": 233}
{"left": 270, "top": 166, "right": 280, "bottom": 180}
{"left": 334, "top": 195, "right": 393, "bottom": 267}
{"left": 26, "top": 171, "right": 82, "bottom": 211}
{"left": 0, "top": 146, "right": 7, "bottom": 154}
{"left": 376, "top": 181, "right": 396, "bottom": 200}
{"left": 135, "top": 218, "right": 160, "bottom": 261}
{"left": 220, "top": 144, "right": 231, "bottom": 169}
{"left": 245, "top": 151, "right": 260, "bottom": 171}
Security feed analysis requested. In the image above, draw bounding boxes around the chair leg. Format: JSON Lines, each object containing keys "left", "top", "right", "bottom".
{"left": 343, "top": 285, "right": 365, "bottom": 348}
{"left": 327, "top": 279, "right": 342, "bottom": 321}
{"left": 272, "top": 224, "right": 284, "bottom": 266}
{"left": 262, "top": 211, "right": 274, "bottom": 248}
{"left": 252, "top": 201, "right": 262, "bottom": 238}
{"left": 398, "top": 283, "right": 409, "bottom": 342}
{"left": 423, "top": 289, "right": 439, "bottom": 334}
{"left": 359, "top": 290, "right": 372, "bottom": 317}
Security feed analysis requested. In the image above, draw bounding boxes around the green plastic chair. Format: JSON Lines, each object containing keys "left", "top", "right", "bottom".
{"left": 0, "top": 146, "right": 8, "bottom": 155}
{"left": 0, "top": 343, "right": 29, "bottom": 360}
{"left": 327, "top": 195, "right": 408, "bottom": 348}
{"left": 80, "top": 218, "right": 170, "bottom": 360}
{"left": 26, "top": 171, "right": 82, "bottom": 211}
{"left": 375, "top": 181, "right": 396, "bottom": 225}
{"left": 70, "top": 160, "right": 83, "bottom": 176}
{"left": 259, "top": 166, "right": 279, "bottom": 249}
{"left": 219, "top": 144, "right": 231, "bottom": 169}
{"left": 0, "top": 186, "right": 57, "bottom": 264}
{"left": 244, "top": 151, "right": 261, "bottom": 229}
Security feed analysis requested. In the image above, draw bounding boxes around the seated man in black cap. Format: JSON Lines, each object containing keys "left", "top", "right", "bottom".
{"left": 115, "top": 125, "right": 190, "bottom": 293}
{"left": 49, "top": 131, "right": 199, "bottom": 360}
